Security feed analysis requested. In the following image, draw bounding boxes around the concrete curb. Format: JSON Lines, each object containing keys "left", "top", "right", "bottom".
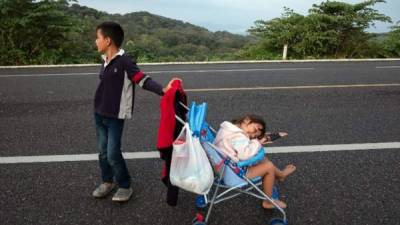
{"left": 1, "top": 58, "right": 399, "bottom": 69}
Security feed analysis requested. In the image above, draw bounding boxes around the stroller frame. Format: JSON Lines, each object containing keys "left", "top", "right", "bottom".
{"left": 174, "top": 102, "right": 287, "bottom": 225}
{"left": 199, "top": 142, "right": 287, "bottom": 224}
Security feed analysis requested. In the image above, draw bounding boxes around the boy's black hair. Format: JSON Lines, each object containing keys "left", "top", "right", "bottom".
{"left": 96, "top": 21, "right": 124, "bottom": 48}
{"left": 232, "top": 114, "right": 266, "bottom": 138}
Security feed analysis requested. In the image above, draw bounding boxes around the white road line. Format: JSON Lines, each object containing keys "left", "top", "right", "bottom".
{"left": 266, "top": 142, "right": 400, "bottom": 154}
{"left": 185, "top": 83, "right": 400, "bottom": 92}
{"left": 376, "top": 66, "right": 400, "bottom": 69}
{"left": 0, "top": 67, "right": 314, "bottom": 78}
{"left": 0, "top": 72, "right": 98, "bottom": 77}
{"left": 1, "top": 142, "right": 399, "bottom": 164}
{"left": 0, "top": 152, "right": 160, "bottom": 164}
{"left": 1, "top": 58, "right": 399, "bottom": 69}
{"left": 147, "top": 67, "right": 315, "bottom": 74}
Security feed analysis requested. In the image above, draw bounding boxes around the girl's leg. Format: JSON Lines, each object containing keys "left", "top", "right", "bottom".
{"left": 246, "top": 159, "right": 287, "bottom": 209}
{"left": 274, "top": 164, "right": 296, "bottom": 182}
{"left": 263, "top": 158, "right": 296, "bottom": 182}
{"left": 246, "top": 159, "right": 274, "bottom": 196}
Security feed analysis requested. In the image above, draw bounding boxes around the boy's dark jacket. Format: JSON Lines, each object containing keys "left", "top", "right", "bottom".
{"left": 95, "top": 49, "right": 163, "bottom": 119}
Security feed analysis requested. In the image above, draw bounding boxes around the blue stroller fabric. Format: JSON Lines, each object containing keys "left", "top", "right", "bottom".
{"left": 189, "top": 102, "right": 206, "bottom": 137}
{"left": 237, "top": 147, "right": 265, "bottom": 167}
{"left": 188, "top": 102, "right": 215, "bottom": 143}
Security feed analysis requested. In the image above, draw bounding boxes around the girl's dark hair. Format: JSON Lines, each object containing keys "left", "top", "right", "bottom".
{"left": 96, "top": 21, "right": 124, "bottom": 48}
{"left": 232, "top": 114, "right": 266, "bottom": 137}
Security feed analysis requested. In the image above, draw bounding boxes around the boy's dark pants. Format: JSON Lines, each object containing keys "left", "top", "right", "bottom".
{"left": 95, "top": 113, "right": 131, "bottom": 188}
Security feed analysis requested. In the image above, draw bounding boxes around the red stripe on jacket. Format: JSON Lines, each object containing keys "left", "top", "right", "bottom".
{"left": 132, "top": 71, "right": 145, "bottom": 84}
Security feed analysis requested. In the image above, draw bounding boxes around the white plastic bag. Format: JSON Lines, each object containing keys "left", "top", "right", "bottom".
{"left": 170, "top": 123, "right": 214, "bottom": 194}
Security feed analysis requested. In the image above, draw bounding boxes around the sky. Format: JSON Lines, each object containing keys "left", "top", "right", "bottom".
{"left": 77, "top": 0, "right": 400, "bottom": 34}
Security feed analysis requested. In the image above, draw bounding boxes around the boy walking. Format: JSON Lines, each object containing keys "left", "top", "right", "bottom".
{"left": 92, "top": 21, "right": 177, "bottom": 202}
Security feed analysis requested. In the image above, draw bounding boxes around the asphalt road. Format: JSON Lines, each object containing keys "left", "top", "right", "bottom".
{"left": 1, "top": 61, "right": 400, "bottom": 225}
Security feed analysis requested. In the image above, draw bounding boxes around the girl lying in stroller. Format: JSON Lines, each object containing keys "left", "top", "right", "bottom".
{"left": 214, "top": 114, "right": 296, "bottom": 209}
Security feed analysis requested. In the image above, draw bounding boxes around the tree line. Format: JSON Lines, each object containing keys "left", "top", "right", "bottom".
{"left": 241, "top": 0, "right": 400, "bottom": 59}
{"left": 0, "top": 0, "right": 399, "bottom": 66}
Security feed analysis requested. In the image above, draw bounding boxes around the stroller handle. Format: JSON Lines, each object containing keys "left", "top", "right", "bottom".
{"left": 175, "top": 101, "right": 217, "bottom": 134}
{"left": 174, "top": 101, "right": 188, "bottom": 125}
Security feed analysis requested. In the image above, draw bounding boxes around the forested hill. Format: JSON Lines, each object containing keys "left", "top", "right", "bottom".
{"left": 68, "top": 4, "right": 254, "bottom": 62}
{"left": 0, "top": 1, "right": 253, "bottom": 65}
{"left": 1, "top": 0, "right": 398, "bottom": 66}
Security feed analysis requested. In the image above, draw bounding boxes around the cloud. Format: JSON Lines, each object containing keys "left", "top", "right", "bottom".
{"left": 78, "top": 0, "right": 399, "bottom": 34}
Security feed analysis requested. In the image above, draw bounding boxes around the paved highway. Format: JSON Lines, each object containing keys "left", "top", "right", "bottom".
{"left": 0, "top": 61, "right": 399, "bottom": 225}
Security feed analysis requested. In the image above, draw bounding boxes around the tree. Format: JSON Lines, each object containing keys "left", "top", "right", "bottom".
{"left": 0, "top": 0, "right": 79, "bottom": 65}
{"left": 245, "top": 0, "right": 392, "bottom": 59}
{"left": 309, "top": 0, "right": 391, "bottom": 58}
{"left": 382, "top": 23, "right": 400, "bottom": 57}
{"left": 248, "top": 8, "right": 306, "bottom": 59}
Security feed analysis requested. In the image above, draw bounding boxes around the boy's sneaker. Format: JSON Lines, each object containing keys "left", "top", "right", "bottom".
{"left": 112, "top": 187, "right": 133, "bottom": 202}
{"left": 92, "top": 183, "right": 116, "bottom": 198}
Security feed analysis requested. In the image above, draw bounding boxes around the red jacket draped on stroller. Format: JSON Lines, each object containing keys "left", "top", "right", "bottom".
{"left": 157, "top": 80, "right": 187, "bottom": 206}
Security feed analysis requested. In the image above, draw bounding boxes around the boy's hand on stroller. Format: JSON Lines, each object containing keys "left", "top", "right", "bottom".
{"left": 163, "top": 77, "right": 182, "bottom": 93}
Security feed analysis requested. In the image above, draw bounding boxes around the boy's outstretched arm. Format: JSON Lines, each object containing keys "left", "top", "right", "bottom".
{"left": 132, "top": 72, "right": 181, "bottom": 95}
{"left": 131, "top": 70, "right": 163, "bottom": 95}
{"left": 125, "top": 58, "right": 180, "bottom": 95}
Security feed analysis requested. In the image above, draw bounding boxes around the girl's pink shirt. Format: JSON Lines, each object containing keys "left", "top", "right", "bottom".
{"left": 214, "top": 121, "right": 261, "bottom": 162}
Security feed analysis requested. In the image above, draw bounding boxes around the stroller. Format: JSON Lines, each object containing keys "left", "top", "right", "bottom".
{"left": 175, "top": 102, "right": 288, "bottom": 225}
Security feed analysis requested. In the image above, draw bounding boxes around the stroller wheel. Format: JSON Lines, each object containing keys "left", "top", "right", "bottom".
{"left": 269, "top": 218, "right": 288, "bottom": 225}
{"left": 193, "top": 222, "right": 206, "bottom": 225}
{"left": 192, "top": 213, "right": 206, "bottom": 225}
{"left": 195, "top": 195, "right": 207, "bottom": 208}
